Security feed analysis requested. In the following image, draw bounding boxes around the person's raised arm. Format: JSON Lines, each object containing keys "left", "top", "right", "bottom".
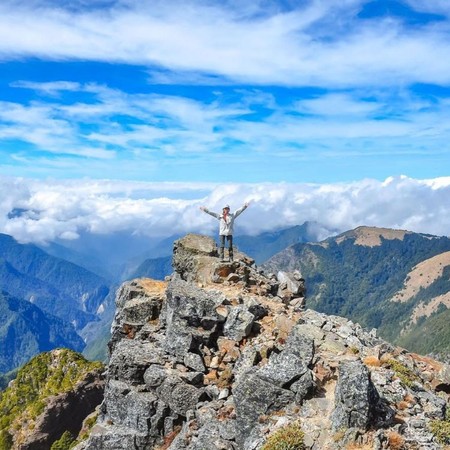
{"left": 199, "top": 206, "right": 220, "bottom": 219}
{"left": 234, "top": 202, "right": 250, "bottom": 218}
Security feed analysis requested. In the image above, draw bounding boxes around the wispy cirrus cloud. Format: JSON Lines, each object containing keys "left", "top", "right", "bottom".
{"left": 11, "top": 80, "right": 82, "bottom": 95}
{"left": 1, "top": 81, "right": 449, "bottom": 181}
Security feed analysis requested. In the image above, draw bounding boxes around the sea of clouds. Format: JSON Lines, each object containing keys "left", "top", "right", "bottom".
{"left": 1, "top": 175, "right": 449, "bottom": 245}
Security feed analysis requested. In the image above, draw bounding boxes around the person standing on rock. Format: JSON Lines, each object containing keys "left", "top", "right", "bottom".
{"left": 199, "top": 202, "right": 249, "bottom": 262}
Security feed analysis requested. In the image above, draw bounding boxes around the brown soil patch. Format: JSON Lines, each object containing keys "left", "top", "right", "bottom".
{"left": 391, "top": 251, "right": 450, "bottom": 303}
{"left": 410, "top": 292, "right": 450, "bottom": 323}
{"left": 336, "top": 226, "right": 410, "bottom": 247}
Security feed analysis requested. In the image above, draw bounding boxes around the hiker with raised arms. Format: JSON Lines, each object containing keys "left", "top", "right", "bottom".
{"left": 199, "top": 202, "right": 249, "bottom": 262}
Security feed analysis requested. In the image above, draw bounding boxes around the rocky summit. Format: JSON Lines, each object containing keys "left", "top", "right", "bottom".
{"left": 77, "top": 234, "right": 450, "bottom": 450}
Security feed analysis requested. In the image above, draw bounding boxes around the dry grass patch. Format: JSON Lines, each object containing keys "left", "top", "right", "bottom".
{"left": 396, "top": 400, "right": 410, "bottom": 411}
{"left": 139, "top": 278, "right": 167, "bottom": 294}
{"left": 388, "top": 431, "right": 405, "bottom": 449}
{"left": 363, "top": 356, "right": 381, "bottom": 367}
{"left": 346, "top": 444, "right": 372, "bottom": 450}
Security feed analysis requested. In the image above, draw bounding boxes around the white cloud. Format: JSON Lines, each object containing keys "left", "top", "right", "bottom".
{"left": 0, "top": 99, "right": 116, "bottom": 158}
{"left": 403, "top": 1, "right": 450, "bottom": 17}
{"left": 1, "top": 175, "right": 449, "bottom": 247}
{"left": 294, "top": 94, "right": 381, "bottom": 117}
{"left": 3, "top": 84, "right": 448, "bottom": 158}
{"left": 0, "top": 84, "right": 254, "bottom": 163}
{"left": 11, "top": 80, "right": 82, "bottom": 95}
{"left": 1, "top": 1, "right": 450, "bottom": 87}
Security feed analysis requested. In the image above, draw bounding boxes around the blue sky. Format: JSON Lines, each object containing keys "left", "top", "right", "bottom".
{"left": 1, "top": 0, "right": 450, "bottom": 183}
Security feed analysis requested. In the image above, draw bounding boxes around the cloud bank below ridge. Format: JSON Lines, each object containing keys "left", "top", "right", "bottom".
{"left": 1, "top": 175, "right": 448, "bottom": 245}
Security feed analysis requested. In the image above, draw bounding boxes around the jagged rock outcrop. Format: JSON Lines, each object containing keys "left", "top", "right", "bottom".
{"left": 79, "top": 234, "right": 450, "bottom": 450}
{"left": 330, "top": 360, "right": 394, "bottom": 432}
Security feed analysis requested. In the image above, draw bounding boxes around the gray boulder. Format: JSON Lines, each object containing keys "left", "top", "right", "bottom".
{"left": 168, "top": 419, "right": 237, "bottom": 450}
{"left": 233, "top": 370, "right": 295, "bottom": 448}
{"left": 331, "top": 360, "right": 381, "bottom": 431}
{"left": 156, "top": 376, "right": 206, "bottom": 416}
{"left": 285, "top": 326, "right": 315, "bottom": 363}
{"left": 223, "top": 305, "right": 255, "bottom": 341}
{"left": 143, "top": 364, "right": 167, "bottom": 388}
{"left": 80, "top": 423, "right": 154, "bottom": 450}
{"left": 257, "top": 351, "right": 308, "bottom": 388}
{"left": 102, "top": 380, "right": 158, "bottom": 434}
{"left": 110, "top": 279, "right": 165, "bottom": 352}
{"left": 108, "top": 340, "right": 165, "bottom": 385}
{"left": 172, "top": 234, "right": 218, "bottom": 282}
{"left": 277, "top": 270, "right": 306, "bottom": 301}
{"left": 291, "top": 370, "right": 315, "bottom": 404}
{"left": 184, "top": 352, "right": 206, "bottom": 372}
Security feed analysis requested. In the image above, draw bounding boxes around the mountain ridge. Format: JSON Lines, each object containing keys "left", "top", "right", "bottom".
{"left": 0, "top": 291, "right": 85, "bottom": 374}
{"left": 72, "top": 233, "right": 450, "bottom": 449}
{"left": 0, "top": 233, "right": 110, "bottom": 330}
{"left": 0, "top": 348, "right": 104, "bottom": 449}
{"left": 263, "top": 225, "right": 450, "bottom": 359}
{"left": 0, "top": 233, "right": 113, "bottom": 375}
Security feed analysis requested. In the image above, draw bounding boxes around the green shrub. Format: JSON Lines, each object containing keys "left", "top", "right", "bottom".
{"left": 0, "top": 430, "right": 13, "bottom": 450}
{"left": 50, "top": 431, "right": 75, "bottom": 450}
{"left": 261, "top": 422, "right": 305, "bottom": 450}
{"left": 387, "top": 360, "right": 418, "bottom": 388}
{"left": 429, "top": 409, "right": 450, "bottom": 445}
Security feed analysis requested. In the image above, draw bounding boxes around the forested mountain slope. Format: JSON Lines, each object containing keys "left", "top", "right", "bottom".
{"left": 264, "top": 226, "right": 450, "bottom": 358}
{"left": 236, "top": 222, "right": 333, "bottom": 264}
{"left": 0, "top": 291, "right": 84, "bottom": 373}
{"left": 0, "top": 233, "right": 110, "bottom": 331}
{"left": 0, "top": 349, "right": 104, "bottom": 449}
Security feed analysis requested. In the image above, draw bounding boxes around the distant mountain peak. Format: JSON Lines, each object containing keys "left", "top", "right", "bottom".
{"left": 336, "top": 225, "right": 413, "bottom": 247}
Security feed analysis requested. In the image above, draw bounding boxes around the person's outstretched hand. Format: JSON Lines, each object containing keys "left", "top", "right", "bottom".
{"left": 199, "top": 206, "right": 206, "bottom": 211}
{"left": 244, "top": 202, "right": 250, "bottom": 208}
